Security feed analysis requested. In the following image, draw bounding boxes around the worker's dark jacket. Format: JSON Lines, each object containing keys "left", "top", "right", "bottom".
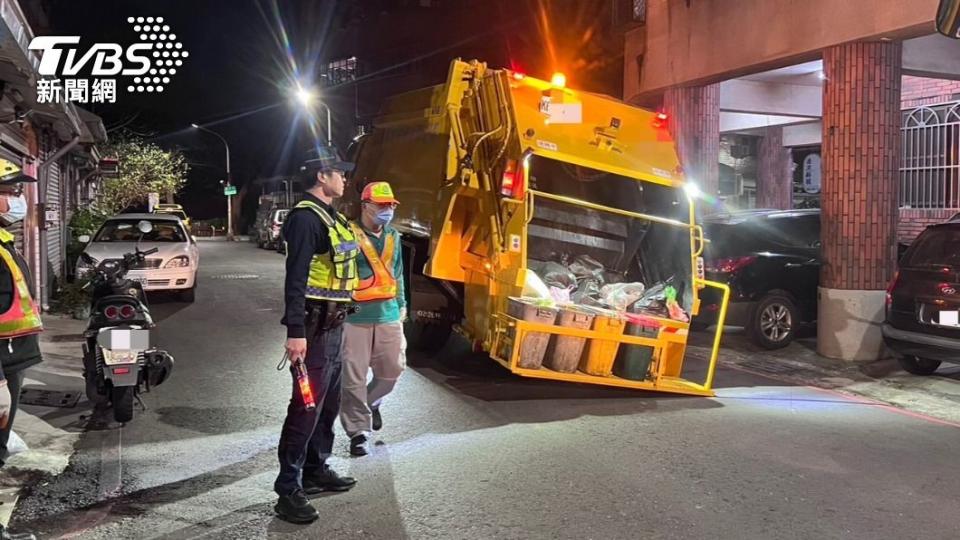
{"left": 0, "top": 238, "right": 42, "bottom": 380}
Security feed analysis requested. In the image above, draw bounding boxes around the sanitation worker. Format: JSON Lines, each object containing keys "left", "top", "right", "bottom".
{"left": 340, "top": 182, "right": 407, "bottom": 456}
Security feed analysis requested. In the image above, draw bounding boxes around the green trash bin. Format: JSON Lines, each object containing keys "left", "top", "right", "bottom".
{"left": 613, "top": 314, "right": 661, "bottom": 381}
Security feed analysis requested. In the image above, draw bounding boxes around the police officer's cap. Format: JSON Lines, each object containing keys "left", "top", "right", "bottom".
{"left": 299, "top": 145, "right": 354, "bottom": 177}
{"left": 0, "top": 158, "right": 37, "bottom": 186}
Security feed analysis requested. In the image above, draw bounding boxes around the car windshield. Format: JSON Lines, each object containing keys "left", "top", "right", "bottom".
{"left": 906, "top": 226, "right": 960, "bottom": 268}
{"left": 94, "top": 220, "right": 187, "bottom": 243}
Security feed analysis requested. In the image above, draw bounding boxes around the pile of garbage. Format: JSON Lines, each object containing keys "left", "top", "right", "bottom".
{"left": 525, "top": 255, "right": 689, "bottom": 322}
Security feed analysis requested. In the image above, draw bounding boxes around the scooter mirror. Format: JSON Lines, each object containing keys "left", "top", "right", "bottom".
{"left": 137, "top": 220, "right": 154, "bottom": 234}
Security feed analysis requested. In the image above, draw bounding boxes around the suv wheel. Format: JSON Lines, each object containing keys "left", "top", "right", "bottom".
{"left": 897, "top": 355, "right": 941, "bottom": 376}
{"left": 748, "top": 292, "right": 799, "bottom": 350}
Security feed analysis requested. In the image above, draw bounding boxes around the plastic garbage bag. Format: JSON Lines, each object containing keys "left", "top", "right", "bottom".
{"left": 569, "top": 254, "right": 606, "bottom": 285}
{"left": 600, "top": 282, "right": 646, "bottom": 311}
{"left": 549, "top": 286, "right": 574, "bottom": 304}
{"left": 540, "top": 262, "right": 577, "bottom": 290}
{"left": 634, "top": 278, "right": 671, "bottom": 318}
{"left": 665, "top": 285, "right": 689, "bottom": 322}
{"left": 571, "top": 278, "right": 604, "bottom": 307}
{"left": 7, "top": 431, "right": 28, "bottom": 456}
{"left": 522, "top": 270, "right": 551, "bottom": 299}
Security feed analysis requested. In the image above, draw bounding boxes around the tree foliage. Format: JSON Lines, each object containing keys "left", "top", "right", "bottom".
{"left": 96, "top": 138, "right": 189, "bottom": 215}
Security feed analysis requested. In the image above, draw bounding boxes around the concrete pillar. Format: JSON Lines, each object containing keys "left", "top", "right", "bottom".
{"left": 818, "top": 41, "right": 901, "bottom": 361}
{"left": 756, "top": 126, "right": 792, "bottom": 209}
{"left": 663, "top": 84, "right": 720, "bottom": 208}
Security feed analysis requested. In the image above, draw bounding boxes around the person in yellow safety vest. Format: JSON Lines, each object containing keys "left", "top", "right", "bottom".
{"left": 274, "top": 146, "right": 360, "bottom": 525}
{"left": 339, "top": 182, "right": 407, "bottom": 457}
{"left": 0, "top": 158, "right": 41, "bottom": 540}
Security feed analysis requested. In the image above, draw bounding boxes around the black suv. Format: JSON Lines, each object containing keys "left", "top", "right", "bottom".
{"left": 694, "top": 209, "right": 821, "bottom": 349}
{"left": 883, "top": 221, "right": 960, "bottom": 375}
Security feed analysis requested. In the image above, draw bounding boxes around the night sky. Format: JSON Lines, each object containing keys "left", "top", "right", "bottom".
{"left": 46, "top": 0, "right": 328, "bottom": 225}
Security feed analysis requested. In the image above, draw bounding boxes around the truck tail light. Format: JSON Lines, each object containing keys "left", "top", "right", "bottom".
{"left": 705, "top": 256, "right": 756, "bottom": 274}
{"left": 652, "top": 112, "right": 669, "bottom": 129}
{"left": 500, "top": 160, "right": 525, "bottom": 200}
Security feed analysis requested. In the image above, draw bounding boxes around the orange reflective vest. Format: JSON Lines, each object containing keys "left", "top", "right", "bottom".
{"left": 0, "top": 229, "right": 43, "bottom": 339}
{"left": 350, "top": 223, "right": 398, "bottom": 303}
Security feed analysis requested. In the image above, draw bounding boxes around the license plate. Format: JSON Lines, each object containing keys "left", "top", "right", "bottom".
{"left": 97, "top": 328, "right": 150, "bottom": 350}
{"left": 939, "top": 311, "right": 960, "bottom": 328}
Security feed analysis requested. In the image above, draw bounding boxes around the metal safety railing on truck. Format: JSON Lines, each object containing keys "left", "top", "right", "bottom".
{"left": 489, "top": 188, "right": 731, "bottom": 397}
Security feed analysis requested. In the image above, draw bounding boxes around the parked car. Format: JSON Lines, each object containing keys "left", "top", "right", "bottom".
{"left": 153, "top": 203, "right": 191, "bottom": 231}
{"left": 256, "top": 208, "right": 288, "bottom": 250}
{"left": 883, "top": 221, "right": 960, "bottom": 375}
{"left": 693, "top": 209, "right": 821, "bottom": 349}
{"left": 76, "top": 213, "right": 200, "bottom": 302}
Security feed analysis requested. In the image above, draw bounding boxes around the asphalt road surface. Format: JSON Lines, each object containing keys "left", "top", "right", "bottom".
{"left": 11, "top": 241, "right": 960, "bottom": 539}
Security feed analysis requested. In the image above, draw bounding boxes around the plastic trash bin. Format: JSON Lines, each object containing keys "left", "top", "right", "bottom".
{"left": 614, "top": 313, "right": 661, "bottom": 381}
{"left": 579, "top": 307, "right": 626, "bottom": 376}
{"left": 507, "top": 297, "right": 559, "bottom": 369}
{"left": 544, "top": 306, "right": 595, "bottom": 373}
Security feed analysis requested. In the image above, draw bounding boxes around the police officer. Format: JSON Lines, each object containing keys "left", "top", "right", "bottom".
{"left": 274, "top": 147, "right": 360, "bottom": 524}
{"left": 0, "top": 159, "right": 41, "bottom": 540}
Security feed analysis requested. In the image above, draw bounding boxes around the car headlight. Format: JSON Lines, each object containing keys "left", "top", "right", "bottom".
{"left": 76, "top": 257, "right": 96, "bottom": 275}
{"left": 164, "top": 256, "right": 190, "bottom": 268}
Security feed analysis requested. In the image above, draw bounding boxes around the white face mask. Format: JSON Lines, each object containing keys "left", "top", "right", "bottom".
{"left": 0, "top": 194, "right": 28, "bottom": 225}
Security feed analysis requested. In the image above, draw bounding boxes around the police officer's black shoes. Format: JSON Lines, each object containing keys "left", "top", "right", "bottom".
{"left": 275, "top": 489, "right": 319, "bottom": 524}
{"left": 349, "top": 434, "right": 369, "bottom": 456}
{"left": 303, "top": 466, "right": 358, "bottom": 494}
{"left": 371, "top": 407, "right": 383, "bottom": 431}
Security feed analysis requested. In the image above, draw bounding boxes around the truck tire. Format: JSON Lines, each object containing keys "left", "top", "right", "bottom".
{"left": 897, "top": 355, "right": 941, "bottom": 376}
{"left": 747, "top": 292, "right": 799, "bottom": 350}
{"left": 112, "top": 386, "right": 135, "bottom": 423}
{"left": 405, "top": 321, "right": 452, "bottom": 353}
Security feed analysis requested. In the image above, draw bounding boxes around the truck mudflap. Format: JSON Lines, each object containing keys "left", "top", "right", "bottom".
{"left": 488, "top": 279, "right": 731, "bottom": 397}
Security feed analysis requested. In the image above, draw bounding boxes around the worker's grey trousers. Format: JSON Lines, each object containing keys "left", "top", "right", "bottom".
{"left": 340, "top": 321, "right": 406, "bottom": 438}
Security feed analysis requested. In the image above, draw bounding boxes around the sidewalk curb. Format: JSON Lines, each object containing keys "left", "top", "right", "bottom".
{"left": 0, "top": 314, "right": 89, "bottom": 527}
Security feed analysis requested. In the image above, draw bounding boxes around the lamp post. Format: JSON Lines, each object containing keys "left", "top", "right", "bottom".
{"left": 295, "top": 85, "right": 332, "bottom": 144}
{"left": 191, "top": 123, "right": 234, "bottom": 240}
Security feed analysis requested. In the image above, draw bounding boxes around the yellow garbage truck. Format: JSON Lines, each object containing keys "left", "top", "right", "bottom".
{"left": 345, "top": 59, "right": 729, "bottom": 396}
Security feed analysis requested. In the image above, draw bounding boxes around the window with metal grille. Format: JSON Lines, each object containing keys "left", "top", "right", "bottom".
{"left": 900, "top": 102, "right": 960, "bottom": 209}
{"left": 321, "top": 57, "right": 359, "bottom": 86}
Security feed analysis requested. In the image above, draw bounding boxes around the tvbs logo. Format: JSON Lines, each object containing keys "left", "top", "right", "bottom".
{"left": 27, "top": 16, "right": 188, "bottom": 104}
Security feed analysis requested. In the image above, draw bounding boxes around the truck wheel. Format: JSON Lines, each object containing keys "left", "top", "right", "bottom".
{"left": 897, "top": 355, "right": 941, "bottom": 375}
{"left": 405, "top": 321, "right": 452, "bottom": 353}
{"left": 748, "top": 292, "right": 799, "bottom": 350}
{"left": 111, "top": 386, "right": 135, "bottom": 423}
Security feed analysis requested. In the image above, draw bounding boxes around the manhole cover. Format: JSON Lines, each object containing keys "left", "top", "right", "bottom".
{"left": 212, "top": 274, "right": 260, "bottom": 280}
{"left": 19, "top": 388, "right": 81, "bottom": 408}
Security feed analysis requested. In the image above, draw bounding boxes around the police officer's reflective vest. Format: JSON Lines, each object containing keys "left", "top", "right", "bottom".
{"left": 350, "top": 223, "right": 398, "bottom": 303}
{"left": 291, "top": 200, "right": 359, "bottom": 302}
{"left": 0, "top": 228, "right": 43, "bottom": 339}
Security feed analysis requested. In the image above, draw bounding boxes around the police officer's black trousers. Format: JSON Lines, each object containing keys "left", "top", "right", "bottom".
{"left": 274, "top": 324, "right": 344, "bottom": 496}
{"left": 0, "top": 371, "right": 25, "bottom": 467}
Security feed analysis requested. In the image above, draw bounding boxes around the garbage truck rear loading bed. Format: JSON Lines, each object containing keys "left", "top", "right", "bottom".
{"left": 345, "top": 59, "right": 730, "bottom": 396}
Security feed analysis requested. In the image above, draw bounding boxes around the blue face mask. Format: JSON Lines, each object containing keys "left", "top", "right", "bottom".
{"left": 0, "top": 194, "right": 27, "bottom": 225}
{"left": 373, "top": 208, "right": 395, "bottom": 226}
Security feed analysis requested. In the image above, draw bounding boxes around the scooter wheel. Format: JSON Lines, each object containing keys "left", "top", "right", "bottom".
{"left": 111, "top": 386, "right": 135, "bottom": 423}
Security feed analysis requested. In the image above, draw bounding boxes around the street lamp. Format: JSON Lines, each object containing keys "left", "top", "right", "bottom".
{"left": 292, "top": 84, "right": 332, "bottom": 145}
{"left": 191, "top": 122, "right": 234, "bottom": 240}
